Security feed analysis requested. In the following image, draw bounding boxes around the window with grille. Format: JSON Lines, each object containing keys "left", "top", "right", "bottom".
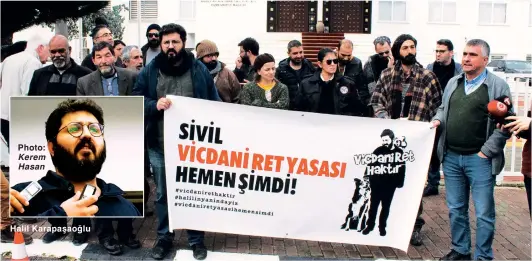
{"left": 129, "top": 0, "right": 158, "bottom": 20}
{"left": 478, "top": 1, "right": 507, "bottom": 25}
{"left": 428, "top": 0, "right": 456, "bottom": 23}
{"left": 378, "top": 0, "right": 407, "bottom": 22}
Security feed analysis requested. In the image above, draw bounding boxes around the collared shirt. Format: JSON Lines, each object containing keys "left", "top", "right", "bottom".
{"left": 101, "top": 73, "right": 119, "bottom": 96}
{"left": 464, "top": 69, "right": 487, "bottom": 95}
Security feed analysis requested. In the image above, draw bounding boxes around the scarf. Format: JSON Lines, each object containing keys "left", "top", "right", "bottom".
{"left": 154, "top": 49, "right": 194, "bottom": 77}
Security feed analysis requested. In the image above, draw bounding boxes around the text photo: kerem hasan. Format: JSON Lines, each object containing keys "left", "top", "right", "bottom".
{"left": 9, "top": 96, "right": 144, "bottom": 218}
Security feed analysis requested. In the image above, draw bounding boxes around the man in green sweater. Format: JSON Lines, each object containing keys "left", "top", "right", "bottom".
{"left": 431, "top": 39, "right": 512, "bottom": 261}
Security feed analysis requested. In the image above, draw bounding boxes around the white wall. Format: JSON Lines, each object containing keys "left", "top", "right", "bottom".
{"left": 9, "top": 97, "right": 144, "bottom": 193}
{"left": 349, "top": 0, "right": 532, "bottom": 66}
{"left": 122, "top": 0, "right": 532, "bottom": 70}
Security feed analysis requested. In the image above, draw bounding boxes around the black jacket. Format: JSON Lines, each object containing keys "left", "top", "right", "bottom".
{"left": 275, "top": 58, "right": 316, "bottom": 110}
{"left": 298, "top": 70, "right": 367, "bottom": 116}
{"left": 27, "top": 59, "right": 92, "bottom": 96}
{"left": 338, "top": 57, "right": 371, "bottom": 114}
{"left": 11, "top": 170, "right": 141, "bottom": 217}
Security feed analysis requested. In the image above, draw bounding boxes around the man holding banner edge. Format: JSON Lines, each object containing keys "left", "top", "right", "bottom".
{"left": 131, "top": 23, "right": 220, "bottom": 260}
{"left": 370, "top": 34, "right": 443, "bottom": 246}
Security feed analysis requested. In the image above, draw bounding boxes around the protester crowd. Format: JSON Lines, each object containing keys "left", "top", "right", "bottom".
{"left": 0, "top": 18, "right": 530, "bottom": 261}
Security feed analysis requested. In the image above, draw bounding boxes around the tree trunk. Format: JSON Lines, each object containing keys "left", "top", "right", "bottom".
{"left": 55, "top": 20, "right": 68, "bottom": 37}
{"left": 1, "top": 35, "right": 13, "bottom": 46}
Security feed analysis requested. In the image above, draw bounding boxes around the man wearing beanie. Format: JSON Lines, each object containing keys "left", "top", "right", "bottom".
{"left": 132, "top": 23, "right": 220, "bottom": 260}
{"left": 196, "top": 40, "right": 241, "bottom": 103}
{"left": 369, "top": 34, "right": 442, "bottom": 247}
{"left": 141, "top": 23, "right": 161, "bottom": 66}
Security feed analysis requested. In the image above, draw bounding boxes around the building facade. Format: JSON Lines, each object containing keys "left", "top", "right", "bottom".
{"left": 121, "top": 0, "right": 532, "bottom": 68}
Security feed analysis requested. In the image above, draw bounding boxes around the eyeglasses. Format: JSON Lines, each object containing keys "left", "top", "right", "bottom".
{"left": 57, "top": 122, "right": 104, "bottom": 138}
{"left": 326, "top": 59, "right": 339, "bottom": 65}
{"left": 148, "top": 33, "right": 159, "bottom": 38}
{"left": 378, "top": 50, "right": 390, "bottom": 56}
{"left": 97, "top": 33, "right": 112, "bottom": 39}
{"left": 435, "top": 50, "right": 447, "bottom": 54}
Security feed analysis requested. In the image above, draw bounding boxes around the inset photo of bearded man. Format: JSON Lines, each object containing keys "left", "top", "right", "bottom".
{"left": 7, "top": 96, "right": 144, "bottom": 218}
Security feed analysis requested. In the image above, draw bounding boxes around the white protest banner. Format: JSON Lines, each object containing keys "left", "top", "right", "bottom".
{"left": 164, "top": 95, "right": 435, "bottom": 252}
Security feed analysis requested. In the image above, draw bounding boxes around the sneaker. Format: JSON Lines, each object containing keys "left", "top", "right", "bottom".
{"left": 423, "top": 185, "right": 439, "bottom": 197}
{"left": 410, "top": 230, "right": 423, "bottom": 246}
{"left": 42, "top": 231, "right": 66, "bottom": 243}
{"left": 440, "top": 250, "right": 472, "bottom": 260}
{"left": 151, "top": 239, "right": 173, "bottom": 260}
{"left": 0, "top": 229, "right": 33, "bottom": 244}
{"left": 192, "top": 243, "right": 208, "bottom": 260}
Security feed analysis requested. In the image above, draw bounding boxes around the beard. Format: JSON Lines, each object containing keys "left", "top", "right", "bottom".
{"left": 165, "top": 48, "right": 185, "bottom": 65}
{"left": 400, "top": 53, "right": 417, "bottom": 66}
{"left": 98, "top": 64, "right": 115, "bottom": 77}
{"left": 241, "top": 55, "right": 251, "bottom": 66}
{"left": 204, "top": 60, "right": 218, "bottom": 71}
{"left": 290, "top": 57, "right": 302, "bottom": 65}
{"left": 148, "top": 39, "right": 159, "bottom": 48}
{"left": 339, "top": 59, "right": 350, "bottom": 66}
{"left": 50, "top": 138, "right": 106, "bottom": 183}
{"left": 53, "top": 57, "right": 68, "bottom": 70}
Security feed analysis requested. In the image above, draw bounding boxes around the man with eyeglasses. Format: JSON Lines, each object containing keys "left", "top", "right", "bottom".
{"left": 27, "top": 35, "right": 92, "bottom": 96}
{"left": 81, "top": 18, "right": 123, "bottom": 71}
{"left": 196, "top": 40, "right": 241, "bottom": 103}
{"left": 141, "top": 24, "right": 162, "bottom": 66}
{"left": 423, "top": 39, "right": 462, "bottom": 197}
{"left": 369, "top": 34, "right": 442, "bottom": 247}
{"left": 77, "top": 42, "right": 137, "bottom": 96}
{"left": 9, "top": 99, "right": 140, "bottom": 247}
{"left": 363, "top": 36, "right": 395, "bottom": 94}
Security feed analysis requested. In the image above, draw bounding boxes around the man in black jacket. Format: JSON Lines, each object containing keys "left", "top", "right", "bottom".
{"left": 28, "top": 35, "right": 92, "bottom": 96}
{"left": 140, "top": 24, "right": 161, "bottom": 66}
{"left": 363, "top": 36, "right": 395, "bottom": 95}
{"left": 275, "top": 40, "right": 316, "bottom": 110}
{"left": 336, "top": 39, "right": 371, "bottom": 116}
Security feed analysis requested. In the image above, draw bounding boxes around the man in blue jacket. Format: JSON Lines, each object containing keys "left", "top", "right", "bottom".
{"left": 132, "top": 23, "right": 220, "bottom": 260}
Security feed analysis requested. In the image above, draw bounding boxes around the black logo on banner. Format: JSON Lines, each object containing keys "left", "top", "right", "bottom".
{"left": 342, "top": 129, "right": 415, "bottom": 236}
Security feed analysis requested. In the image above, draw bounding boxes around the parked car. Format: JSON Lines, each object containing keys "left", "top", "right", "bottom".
{"left": 487, "top": 60, "right": 531, "bottom": 86}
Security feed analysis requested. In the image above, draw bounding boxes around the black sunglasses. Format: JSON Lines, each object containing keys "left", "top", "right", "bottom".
{"left": 326, "top": 59, "right": 339, "bottom": 65}
{"left": 148, "top": 33, "right": 159, "bottom": 38}
{"left": 378, "top": 50, "right": 390, "bottom": 56}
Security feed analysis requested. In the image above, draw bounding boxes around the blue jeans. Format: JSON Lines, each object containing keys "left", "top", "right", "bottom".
{"left": 148, "top": 146, "right": 205, "bottom": 245}
{"left": 443, "top": 150, "right": 495, "bottom": 260}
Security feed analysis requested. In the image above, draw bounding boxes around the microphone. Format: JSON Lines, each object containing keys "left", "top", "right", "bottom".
{"left": 487, "top": 95, "right": 515, "bottom": 125}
